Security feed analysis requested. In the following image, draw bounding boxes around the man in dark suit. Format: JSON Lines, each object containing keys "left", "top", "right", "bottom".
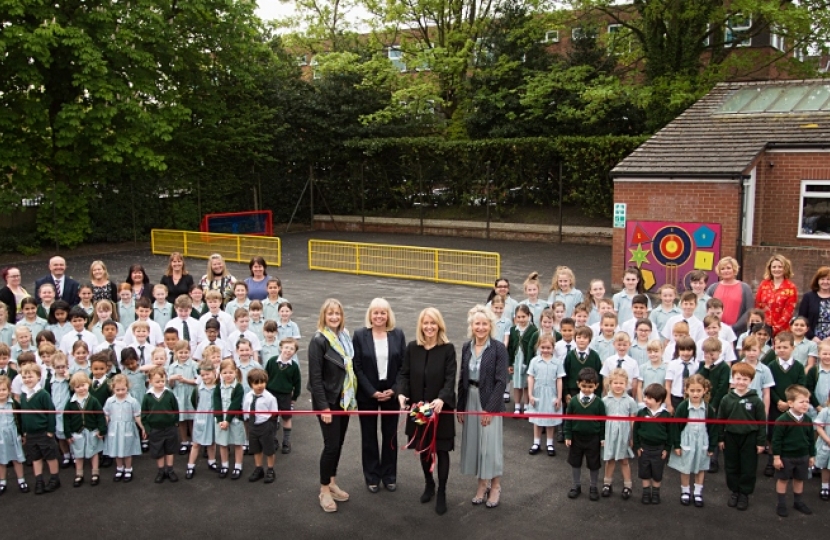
{"left": 34, "top": 256, "right": 80, "bottom": 306}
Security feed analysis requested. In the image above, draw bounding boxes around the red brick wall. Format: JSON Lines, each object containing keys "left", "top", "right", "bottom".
{"left": 752, "top": 151, "right": 830, "bottom": 246}
{"left": 611, "top": 180, "right": 741, "bottom": 289}
{"left": 742, "top": 245, "right": 830, "bottom": 297}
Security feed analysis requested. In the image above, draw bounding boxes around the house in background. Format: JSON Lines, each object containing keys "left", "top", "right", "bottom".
{"left": 610, "top": 79, "right": 830, "bottom": 294}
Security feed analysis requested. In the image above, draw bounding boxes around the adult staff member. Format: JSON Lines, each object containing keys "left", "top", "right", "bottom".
{"left": 706, "top": 256, "right": 753, "bottom": 335}
{"left": 160, "top": 252, "right": 194, "bottom": 304}
{"left": 308, "top": 298, "right": 356, "bottom": 513}
{"left": 352, "top": 298, "right": 406, "bottom": 494}
{"left": 244, "top": 256, "right": 269, "bottom": 301}
{"left": 397, "top": 307, "right": 456, "bottom": 515}
{"left": 457, "top": 305, "right": 508, "bottom": 509}
{"left": 797, "top": 266, "right": 830, "bottom": 342}
{"left": 754, "top": 254, "right": 797, "bottom": 336}
{"left": 34, "top": 256, "right": 80, "bottom": 306}
{"left": 0, "top": 267, "right": 27, "bottom": 322}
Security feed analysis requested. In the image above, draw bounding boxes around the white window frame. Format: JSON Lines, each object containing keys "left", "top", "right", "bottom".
{"left": 543, "top": 30, "right": 559, "bottom": 43}
{"left": 724, "top": 14, "right": 752, "bottom": 47}
{"left": 572, "top": 27, "right": 584, "bottom": 40}
{"left": 310, "top": 56, "right": 320, "bottom": 80}
{"left": 296, "top": 55, "right": 308, "bottom": 67}
{"left": 770, "top": 26, "right": 785, "bottom": 51}
{"left": 388, "top": 46, "right": 406, "bottom": 72}
{"left": 606, "top": 23, "right": 631, "bottom": 53}
{"left": 798, "top": 180, "right": 830, "bottom": 239}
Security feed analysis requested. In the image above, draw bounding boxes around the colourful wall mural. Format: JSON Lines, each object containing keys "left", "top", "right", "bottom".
{"left": 624, "top": 221, "right": 722, "bottom": 293}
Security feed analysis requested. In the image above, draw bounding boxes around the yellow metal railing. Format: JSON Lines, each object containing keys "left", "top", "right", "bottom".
{"left": 151, "top": 229, "right": 281, "bottom": 267}
{"left": 308, "top": 240, "right": 499, "bottom": 288}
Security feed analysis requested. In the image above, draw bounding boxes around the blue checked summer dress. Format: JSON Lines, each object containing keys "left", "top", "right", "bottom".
{"left": 215, "top": 382, "right": 245, "bottom": 446}
{"left": 667, "top": 402, "right": 711, "bottom": 474}
{"left": 167, "top": 360, "right": 198, "bottom": 421}
{"left": 814, "top": 407, "right": 830, "bottom": 469}
{"left": 0, "top": 399, "right": 25, "bottom": 464}
{"left": 526, "top": 355, "right": 564, "bottom": 427}
{"left": 103, "top": 395, "right": 142, "bottom": 457}
{"left": 50, "top": 378, "right": 71, "bottom": 440}
{"left": 602, "top": 393, "right": 638, "bottom": 460}
{"left": 191, "top": 383, "right": 216, "bottom": 446}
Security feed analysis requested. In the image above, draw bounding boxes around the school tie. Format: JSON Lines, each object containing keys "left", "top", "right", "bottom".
{"left": 212, "top": 314, "right": 218, "bottom": 320}
{"left": 566, "top": 344, "right": 572, "bottom": 354}
{"left": 210, "top": 341, "right": 216, "bottom": 347}
{"left": 249, "top": 394, "right": 260, "bottom": 427}
{"left": 77, "top": 333, "right": 83, "bottom": 342}
{"left": 581, "top": 396, "right": 590, "bottom": 404}
{"left": 182, "top": 321, "right": 190, "bottom": 341}
{"left": 682, "top": 362, "right": 690, "bottom": 381}
{"left": 169, "top": 351, "right": 174, "bottom": 365}
{"left": 93, "top": 380, "right": 100, "bottom": 390}
{"left": 617, "top": 358, "right": 624, "bottom": 369}
{"left": 138, "top": 345, "right": 145, "bottom": 364}
{"left": 0, "top": 369, "right": 4, "bottom": 376}
{"left": 579, "top": 352, "right": 585, "bottom": 362}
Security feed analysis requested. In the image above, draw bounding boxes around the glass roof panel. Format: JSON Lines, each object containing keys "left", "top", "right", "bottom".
{"left": 767, "top": 86, "right": 811, "bottom": 112}
{"left": 719, "top": 84, "right": 830, "bottom": 114}
{"left": 793, "top": 85, "right": 830, "bottom": 111}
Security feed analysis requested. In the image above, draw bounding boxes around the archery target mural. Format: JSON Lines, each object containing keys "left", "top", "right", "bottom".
{"left": 624, "top": 221, "right": 721, "bottom": 293}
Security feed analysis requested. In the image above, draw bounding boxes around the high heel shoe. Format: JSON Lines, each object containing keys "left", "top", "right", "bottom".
{"left": 485, "top": 487, "right": 501, "bottom": 508}
{"left": 472, "top": 487, "right": 490, "bottom": 505}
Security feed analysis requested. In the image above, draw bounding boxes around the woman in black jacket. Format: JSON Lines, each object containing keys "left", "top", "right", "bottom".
{"left": 798, "top": 266, "right": 830, "bottom": 341}
{"left": 457, "top": 304, "right": 509, "bottom": 508}
{"left": 397, "top": 307, "right": 456, "bottom": 515}
{"left": 308, "top": 298, "right": 357, "bottom": 513}
{"left": 352, "top": 298, "right": 406, "bottom": 493}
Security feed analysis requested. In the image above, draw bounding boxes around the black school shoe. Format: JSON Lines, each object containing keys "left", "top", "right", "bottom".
{"left": 185, "top": 468, "right": 195, "bottom": 480}
{"left": 35, "top": 479, "right": 45, "bottom": 495}
{"left": 167, "top": 470, "right": 178, "bottom": 482}
{"left": 589, "top": 486, "right": 599, "bottom": 501}
{"left": 43, "top": 476, "right": 60, "bottom": 493}
{"left": 568, "top": 486, "right": 581, "bottom": 499}
{"left": 794, "top": 501, "right": 813, "bottom": 515}
{"left": 264, "top": 469, "right": 276, "bottom": 484}
{"left": 736, "top": 494, "right": 749, "bottom": 511}
{"left": 248, "top": 467, "right": 264, "bottom": 482}
{"left": 154, "top": 470, "right": 166, "bottom": 483}
{"left": 728, "top": 492, "right": 739, "bottom": 507}
{"left": 777, "top": 503, "right": 789, "bottom": 517}
{"left": 231, "top": 468, "right": 242, "bottom": 480}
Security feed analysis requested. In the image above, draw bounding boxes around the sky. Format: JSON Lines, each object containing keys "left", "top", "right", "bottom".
{"left": 255, "top": 0, "right": 294, "bottom": 22}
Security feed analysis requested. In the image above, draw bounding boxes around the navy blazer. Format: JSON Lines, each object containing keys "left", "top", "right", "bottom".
{"left": 34, "top": 275, "right": 80, "bottom": 306}
{"left": 352, "top": 327, "right": 406, "bottom": 401}
{"left": 797, "top": 291, "right": 829, "bottom": 340}
{"left": 457, "top": 339, "right": 509, "bottom": 414}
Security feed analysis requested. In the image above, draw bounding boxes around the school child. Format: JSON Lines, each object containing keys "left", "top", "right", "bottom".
{"left": 752, "top": 323, "right": 774, "bottom": 359}
{"left": 119, "top": 347, "right": 145, "bottom": 401}
{"left": 526, "top": 334, "right": 564, "bottom": 456}
{"left": 203, "top": 345, "right": 223, "bottom": 376}
{"left": 564, "top": 368, "right": 606, "bottom": 501}
{"left": 698, "top": 338, "right": 730, "bottom": 478}
{"left": 637, "top": 340, "right": 667, "bottom": 406}
{"left": 19, "top": 363, "right": 61, "bottom": 493}
{"left": 126, "top": 320, "right": 154, "bottom": 366}
{"left": 586, "top": 279, "right": 606, "bottom": 326}
{"left": 42, "top": 351, "right": 71, "bottom": 468}
{"left": 697, "top": 315, "right": 737, "bottom": 365}
{"left": 36, "top": 283, "right": 56, "bottom": 320}
{"left": 736, "top": 309, "right": 766, "bottom": 351}
{"left": 536, "top": 308, "right": 562, "bottom": 348}
{"left": 629, "top": 319, "right": 653, "bottom": 365}
{"left": 613, "top": 267, "right": 650, "bottom": 325}
{"left": 151, "top": 284, "right": 173, "bottom": 328}
{"left": 117, "top": 283, "right": 136, "bottom": 328}
{"left": 193, "top": 317, "right": 231, "bottom": 361}
{"left": 248, "top": 300, "right": 265, "bottom": 342}
{"left": 665, "top": 336, "right": 699, "bottom": 413}
{"left": 705, "top": 298, "right": 738, "bottom": 344}
{"left": 0, "top": 344, "right": 15, "bottom": 381}
{"left": 547, "top": 265, "right": 583, "bottom": 318}
{"left": 602, "top": 368, "right": 638, "bottom": 499}
{"left": 261, "top": 277, "right": 287, "bottom": 323}
{"left": 772, "top": 384, "right": 815, "bottom": 516}
{"left": 235, "top": 337, "right": 262, "bottom": 394}
{"left": 664, "top": 321, "right": 692, "bottom": 365}
{"left": 621, "top": 296, "right": 660, "bottom": 342}
{"left": 807, "top": 339, "right": 830, "bottom": 412}
{"left": 224, "top": 282, "right": 251, "bottom": 317}
{"left": 790, "top": 316, "right": 818, "bottom": 370}
{"left": 103, "top": 374, "right": 144, "bottom": 483}
{"left": 58, "top": 307, "right": 98, "bottom": 357}
{"left": 47, "top": 300, "right": 73, "bottom": 344}
{"left": 689, "top": 271, "right": 711, "bottom": 320}
{"left": 76, "top": 285, "right": 95, "bottom": 316}
{"left": 93, "top": 320, "right": 125, "bottom": 360}
{"left": 0, "top": 374, "right": 27, "bottom": 494}
{"left": 186, "top": 361, "right": 218, "bottom": 478}
{"left": 662, "top": 291, "right": 705, "bottom": 343}
{"left": 719, "top": 362, "right": 766, "bottom": 510}
{"left": 0, "top": 303, "right": 15, "bottom": 346}
{"left": 650, "top": 284, "right": 680, "bottom": 335}
{"left": 276, "top": 302, "right": 302, "bottom": 342}
{"left": 64, "top": 371, "right": 107, "bottom": 487}
{"left": 167, "top": 340, "right": 198, "bottom": 455}
{"left": 591, "top": 312, "right": 618, "bottom": 363}
{"left": 765, "top": 331, "right": 807, "bottom": 477}
{"left": 181, "top": 286, "right": 201, "bottom": 319}
{"left": 550, "top": 302, "right": 566, "bottom": 333}
{"left": 633, "top": 383, "right": 672, "bottom": 504}
{"left": 738, "top": 336, "right": 774, "bottom": 413}
{"left": 89, "top": 300, "right": 124, "bottom": 342}
{"left": 141, "top": 365, "right": 181, "bottom": 483}
{"left": 814, "top": 393, "right": 830, "bottom": 500}
{"left": 264, "top": 337, "right": 301, "bottom": 454}
{"left": 199, "top": 290, "right": 235, "bottom": 341}
{"left": 563, "top": 326, "right": 603, "bottom": 402}
{"left": 554, "top": 317, "right": 575, "bottom": 359}
{"left": 213, "top": 359, "right": 245, "bottom": 479}
{"left": 507, "top": 304, "right": 538, "bottom": 414}
{"left": 165, "top": 294, "right": 205, "bottom": 352}
{"left": 260, "top": 320, "right": 281, "bottom": 365}
{"left": 35, "top": 330, "right": 57, "bottom": 359}
{"left": 588, "top": 299, "right": 614, "bottom": 335}
{"left": 123, "top": 298, "right": 164, "bottom": 347}
{"left": 10, "top": 326, "right": 34, "bottom": 365}
{"left": 244, "top": 368, "right": 279, "bottom": 483}
{"left": 229, "top": 310, "right": 263, "bottom": 362}
{"left": 518, "top": 272, "right": 548, "bottom": 326}
{"left": 600, "top": 332, "right": 640, "bottom": 398}
{"left": 88, "top": 353, "right": 113, "bottom": 413}
{"left": 69, "top": 341, "right": 92, "bottom": 377}
{"left": 668, "top": 374, "right": 717, "bottom": 507}
{"left": 572, "top": 302, "right": 590, "bottom": 328}
{"left": 17, "top": 297, "right": 47, "bottom": 338}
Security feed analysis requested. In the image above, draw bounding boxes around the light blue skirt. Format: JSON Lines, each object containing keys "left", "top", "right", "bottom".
{"left": 69, "top": 428, "right": 103, "bottom": 459}
{"left": 459, "top": 387, "right": 504, "bottom": 480}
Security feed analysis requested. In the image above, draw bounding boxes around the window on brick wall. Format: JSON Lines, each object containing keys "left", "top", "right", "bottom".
{"left": 799, "top": 181, "right": 830, "bottom": 238}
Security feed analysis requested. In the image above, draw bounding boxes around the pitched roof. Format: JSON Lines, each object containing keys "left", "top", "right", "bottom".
{"left": 612, "top": 79, "right": 830, "bottom": 179}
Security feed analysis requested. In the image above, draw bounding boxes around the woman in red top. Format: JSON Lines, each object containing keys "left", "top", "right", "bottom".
{"left": 754, "top": 254, "right": 798, "bottom": 336}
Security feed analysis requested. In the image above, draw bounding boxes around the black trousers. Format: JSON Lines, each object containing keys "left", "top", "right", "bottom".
{"left": 724, "top": 431, "right": 760, "bottom": 495}
{"left": 358, "top": 396, "right": 399, "bottom": 485}
{"left": 318, "top": 407, "right": 350, "bottom": 486}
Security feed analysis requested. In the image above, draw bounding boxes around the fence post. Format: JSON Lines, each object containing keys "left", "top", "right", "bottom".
{"left": 237, "top": 236, "right": 241, "bottom": 262}
{"left": 355, "top": 244, "right": 360, "bottom": 274}
{"left": 434, "top": 249, "right": 439, "bottom": 283}
{"left": 182, "top": 231, "right": 188, "bottom": 258}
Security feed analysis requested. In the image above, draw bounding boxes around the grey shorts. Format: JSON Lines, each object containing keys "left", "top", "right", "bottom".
{"left": 775, "top": 456, "right": 810, "bottom": 481}
{"left": 275, "top": 393, "right": 293, "bottom": 420}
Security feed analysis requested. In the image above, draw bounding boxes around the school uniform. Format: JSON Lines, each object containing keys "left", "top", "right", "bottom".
{"left": 10, "top": 344, "right": 35, "bottom": 364}
{"left": 661, "top": 314, "right": 705, "bottom": 342}
{"left": 637, "top": 362, "right": 667, "bottom": 403}
{"left": 19, "top": 385, "right": 59, "bottom": 462}
{"left": 141, "top": 388, "right": 180, "bottom": 458}
{"left": 693, "top": 295, "right": 711, "bottom": 320}
{"left": 260, "top": 340, "right": 280, "bottom": 365}
{"left": 93, "top": 339, "right": 125, "bottom": 360}
{"left": 600, "top": 354, "right": 640, "bottom": 393}
{"left": 68, "top": 362, "right": 91, "bottom": 377}
{"left": 248, "top": 319, "right": 265, "bottom": 342}
{"left": 190, "top": 303, "right": 208, "bottom": 321}
{"left": 814, "top": 408, "right": 830, "bottom": 469}
{"left": 563, "top": 393, "right": 605, "bottom": 471}
{"left": 695, "top": 337, "right": 737, "bottom": 364}
{"left": 58, "top": 329, "right": 98, "bottom": 356}
{"left": 668, "top": 400, "right": 717, "bottom": 475}
{"left": 127, "top": 341, "right": 153, "bottom": 366}
{"left": 224, "top": 299, "right": 251, "bottom": 317}
{"left": 548, "top": 289, "right": 584, "bottom": 318}
{"left": 227, "top": 330, "right": 262, "bottom": 361}
{"left": 123, "top": 368, "right": 147, "bottom": 404}
{"left": 792, "top": 338, "right": 818, "bottom": 367}
{"left": 562, "top": 348, "right": 603, "bottom": 397}
{"left": 613, "top": 291, "right": 650, "bottom": 325}
{"left": 590, "top": 334, "right": 616, "bottom": 364}
{"left": 772, "top": 411, "right": 814, "bottom": 481}
{"left": 555, "top": 339, "right": 576, "bottom": 364}
{"left": 243, "top": 390, "right": 279, "bottom": 456}
{"left": 621, "top": 317, "right": 660, "bottom": 343}
{"left": 734, "top": 361, "right": 775, "bottom": 401}
{"left": 276, "top": 320, "right": 301, "bottom": 341}
{"left": 213, "top": 381, "right": 245, "bottom": 446}
{"left": 63, "top": 394, "right": 107, "bottom": 459}
{"left": 665, "top": 359, "right": 700, "bottom": 409}
{"left": 649, "top": 305, "right": 681, "bottom": 335}
{"left": 264, "top": 357, "right": 301, "bottom": 417}
{"left": 602, "top": 393, "right": 638, "bottom": 460}
{"left": 118, "top": 301, "right": 136, "bottom": 328}
{"left": 123, "top": 319, "right": 164, "bottom": 347}
{"left": 16, "top": 318, "right": 47, "bottom": 340}
{"left": 768, "top": 358, "right": 807, "bottom": 427}
{"left": 152, "top": 302, "right": 173, "bottom": 329}
{"left": 167, "top": 360, "right": 198, "bottom": 421}
{"left": 0, "top": 323, "right": 15, "bottom": 346}
{"left": 628, "top": 342, "right": 650, "bottom": 365}
{"left": 193, "top": 338, "right": 232, "bottom": 361}
{"left": 190, "top": 383, "right": 216, "bottom": 446}
{"left": 47, "top": 322, "right": 72, "bottom": 344}
{"left": 526, "top": 355, "right": 565, "bottom": 427}
{"left": 199, "top": 311, "right": 235, "bottom": 341}
{"left": 165, "top": 316, "right": 205, "bottom": 350}
{"left": 236, "top": 360, "right": 263, "bottom": 394}
{"left": 633, "top": 405, "right": 672, "bottom": 481}
{"left": 261, "top": 297, "right": 288, "bottom": 323}
{"left": 719, "top": 324, "right": 737, "bottom": 344}
{"left": 718, "top": 389, "right": 766, "bottom": 496}
{"left": 507, "top": 324, "right": 538, "bottom": 391}
{"left": 45, "top": 376, "right": 70, "bottom": 439}
{"left": 90, "top": 321, "right": 125, "bottom": 342}
{"left": 103, "top": 395, "right": 142, "bottom": 457}
{"left": 0, "top": 398, "right": 25, "bottom": 465}
{"left": 89, "top": 376, "right": 112, "bottom": 409}
{"left": 519, "top": 299, "right": 549, "bottom": 327}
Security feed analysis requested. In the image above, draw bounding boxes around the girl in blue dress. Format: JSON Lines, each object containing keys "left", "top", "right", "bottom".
{"left": 103, "top": 374, "right": 144, "bottom": 483}
{"left": 0, "top": 376, "right": 27, "bottom": 494}
{"left": 214, "top": 359, "right": 245, "bottom": 478}
{"left": 506, "top": 305, "right": 538, "bottom": 415}
{"left": 186, "top": 361, "right": 218, "bottom": 479}
{"left": 602, "top": 368, "right": 639, "bottom": 499}
{"left": 167, "top": 340, "right": 198, "bottom": 456}
{"left": 519, "top": 272, "right": 549, "bottom": 328}
{"left": 526, "top": 334, "right": 564, "bottom": 456}
{"left": 48, "top": 352, "right": 72, "bottom": 469}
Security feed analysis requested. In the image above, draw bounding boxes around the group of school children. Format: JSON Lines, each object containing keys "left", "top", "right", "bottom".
{"left": 491, "top": 267, "right": 829, "bottom": 517}
{"left": 0, "top": 277, "right": 303, "bottom": 495}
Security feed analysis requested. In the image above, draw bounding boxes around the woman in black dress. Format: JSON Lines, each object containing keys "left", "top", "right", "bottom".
{"left": 397, "top": 307, "right": 456, "bottom": 515}
{"left": 160, "top": 252, "right": 194, "bottom": 304}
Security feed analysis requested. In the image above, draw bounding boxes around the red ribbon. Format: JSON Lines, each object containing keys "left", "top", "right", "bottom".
{"left": 404, "top": 412, "right": 439, "bottom": 473}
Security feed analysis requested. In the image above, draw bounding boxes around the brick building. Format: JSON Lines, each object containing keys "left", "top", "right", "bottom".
{"left": 610, "top": 79, "right": 830, "bottom": 295}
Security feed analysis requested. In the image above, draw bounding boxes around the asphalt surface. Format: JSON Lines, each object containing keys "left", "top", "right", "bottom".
{"left": 1, "top": 231, "right": 826, "bottom": 539}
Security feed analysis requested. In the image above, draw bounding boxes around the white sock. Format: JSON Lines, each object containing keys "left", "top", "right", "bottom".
{"left": 694, "top": 484, "right": 703, "bottom": 495}
{"left": 244, "top": 440, "right": 249, "bottom": 446}
{"left": 823, "top": 482, "right": 830, "bottom": 490}
{"left": 63, "top": 453, "right": 71, "bottom": 459}
{"left": 187, "top": 463, "right": 195, "bottom": 470}
{"left": 0, "top": 480, "right": 6, "bottom": 487}
{"left": 125, "top": 468, "right": 133, "bottom": 473}
{"left": 207, "top": 459, "right": 216, "bottom": 466}
{"left": 514, "top": 405, "right": 521, "bottom": 412}
{"left": 547, "top": 438, "right": 554, "bottom": 446}
{"left": 681, "top": 485, "right": 690, "bottom": 494}
{"left": 17, "top": 478, "right": 25, "bottom": 485}
{"left": 533, "top": 438, "right": 541, "bottom": 445}
{"left": 116, "top": 467, "right": 124, "bottom": 472}
{"left": 222, "top": 462, "right": 229, "bottom": 468}
{"left": 234, "top": 463, "right": 242, "bottom": 471}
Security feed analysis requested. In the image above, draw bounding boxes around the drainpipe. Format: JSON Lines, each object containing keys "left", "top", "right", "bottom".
{"left": 736, "top": 175, "right": 749, "bottom": 280}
